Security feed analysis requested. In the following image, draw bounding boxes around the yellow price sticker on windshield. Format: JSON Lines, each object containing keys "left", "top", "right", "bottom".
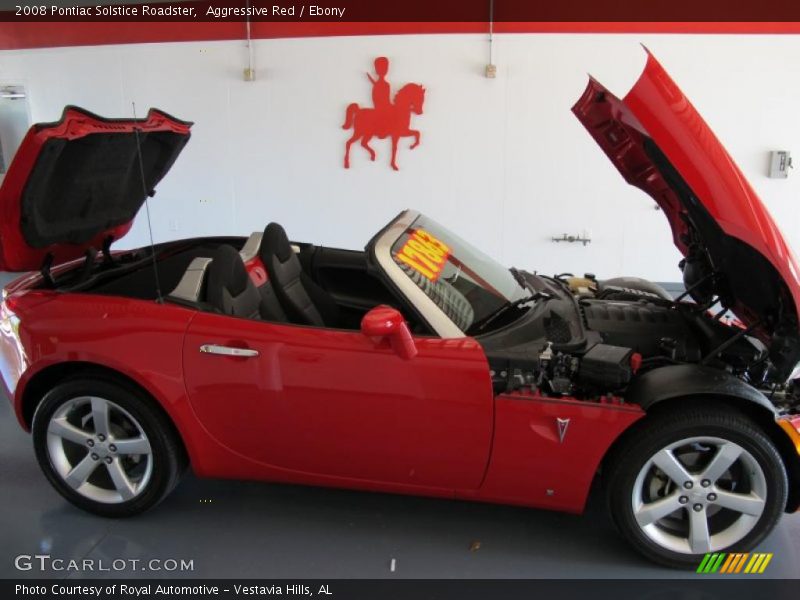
{"left": 395, "top": 229, "right": 451, "bottom": 281}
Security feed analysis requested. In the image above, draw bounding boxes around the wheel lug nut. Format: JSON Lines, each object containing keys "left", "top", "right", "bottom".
{"left": 109, "top": 444, "right": 117, "bottom": 452}
{"left": 707, "top": 493, "right": 717, "bottom": 502}
{"left": 679, "top": 496, "right": 689, "bottom": 504}
{"left": 97, "top": 434, "right": 106, "bottom": 442}
{"left": 91, "top": 453, "right": 99, "bottom": 461}
{"left": 104, "top": 457, "right": 113, "bottom": 464}
{"left": 87, "top": 440, "right": 94, "bottom": 447}
{"left": 684, "top": 481, "right": 694, "bottom": 489}
{"left": 701, "top": 479, "right": 711, "bottom": 488}
{"left": 693, "top": 503, "right": 703, "bottom": 512}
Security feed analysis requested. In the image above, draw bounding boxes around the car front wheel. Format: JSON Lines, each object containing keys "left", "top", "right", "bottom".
{"left": 605, "top": 403, "right": 788, "bottom": 568}
{"left": 32, "top": 377, "right": 185, "bottom": 517}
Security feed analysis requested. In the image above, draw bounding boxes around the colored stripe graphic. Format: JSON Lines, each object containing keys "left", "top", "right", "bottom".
{"left": 698, "top": 553, "right": 773, "bottom": 574}
{"left": 758, "top": 554, "right": 773, "bottom": 573}
{"left": 719, "top": 554, "right": 737, "bottom": 573}
{"left": 711, "top": 553, "right": 726, "bottom": 573}
{"left": 696, "top": 554, "right": 712, "bottom": 573}
{"left": 721, "top": 553, "right": 745, "bottom": 573}
{"left": 735, "top": 553, "right": 749, "bottom": 573}
{"left": 747, "top": 554, "right": 762, "bottom": 573}
{"left": 697, "top": 553, "right": 726, "bottom": 573}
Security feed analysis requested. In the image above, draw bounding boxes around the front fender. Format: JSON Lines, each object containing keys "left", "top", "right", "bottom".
{"left": 626, "top": 364, "right": 775, "bottom": 415}
{"left": 626, "top": 364, "right": 800, "bottom": 512}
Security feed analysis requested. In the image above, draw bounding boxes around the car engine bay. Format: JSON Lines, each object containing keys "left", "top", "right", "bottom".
{"left": 479, "top": 271, "right": 800, "bottom": 414}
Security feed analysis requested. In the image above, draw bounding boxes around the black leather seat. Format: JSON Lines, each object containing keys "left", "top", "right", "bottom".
{"left": 206, "top": 244, "right": 288, "bottom": 322}
{"left": 260, "top": 223, "right": 340, "bottom": 327}
{"left": 258, "top": 278, "right": 289, "bottom": 323}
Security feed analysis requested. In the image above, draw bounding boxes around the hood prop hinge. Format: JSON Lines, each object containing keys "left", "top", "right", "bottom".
{"left": 675, "top": 270, "right": 718, "bottom": 303}
{"left": 40, "top": 253, "right": 55, "bottom": 288}
{"left": 76, "top": 248, "right": 98, "bottom": 285}
{"left": 101, "top": 235, "right": 115, "bottom": 266}
{"left": 701, "top": 318, "right": 761, "bottom": 365}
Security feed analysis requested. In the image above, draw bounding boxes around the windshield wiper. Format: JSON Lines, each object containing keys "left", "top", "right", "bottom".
{"left": 467, "top": 267, "right": 551, "bottom": 334}
{"left": 510, "top": 266, "right": 530, "bottom": 291}
{"left": 470, "top": 293, "right": 544, "bottom": 334}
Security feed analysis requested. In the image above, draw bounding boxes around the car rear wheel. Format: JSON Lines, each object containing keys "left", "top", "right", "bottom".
{"left": 32, "top": 377, "right": 185, "bottom": 517}
{"left": 605, "top": 404, "right": 788, "bottom": 568}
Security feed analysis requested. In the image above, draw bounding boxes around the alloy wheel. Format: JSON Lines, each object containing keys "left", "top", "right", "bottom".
{"left": 45, "top": 396, "right": 153, "bottom": 504}
{"left": 631, "top": 436, "right": 767, "bottom": 554}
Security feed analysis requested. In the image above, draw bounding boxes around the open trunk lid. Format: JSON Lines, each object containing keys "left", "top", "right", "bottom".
{"left": 0, "top": 105, "right": 191, "bottom": 272}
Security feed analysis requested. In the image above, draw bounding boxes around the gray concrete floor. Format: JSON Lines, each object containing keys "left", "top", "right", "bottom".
{"left": 1, "top": 392, "right": 799, "bottom": 579}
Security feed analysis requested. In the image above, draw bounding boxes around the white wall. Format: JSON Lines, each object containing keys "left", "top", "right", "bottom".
{"left": 1, "top": 33, "right": 799, "bottom": 282}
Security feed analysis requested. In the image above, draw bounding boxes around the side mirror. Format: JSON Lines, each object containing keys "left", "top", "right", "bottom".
{"left": 361, "top": 306, "right": 418, "bottom": 359}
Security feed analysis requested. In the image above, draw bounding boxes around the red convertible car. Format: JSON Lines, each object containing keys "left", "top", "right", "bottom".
{"left": 1, "top": 51, "right": 799, "bottom": 568}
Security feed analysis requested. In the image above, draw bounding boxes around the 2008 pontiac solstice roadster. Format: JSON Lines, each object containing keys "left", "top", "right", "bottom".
{"left": 1, "top": 51, "right": 799, "bottom": 568}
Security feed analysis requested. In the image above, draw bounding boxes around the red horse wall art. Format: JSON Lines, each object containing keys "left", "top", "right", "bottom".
{"left": 343, "top": 57, "right": 426, "bottom": 171}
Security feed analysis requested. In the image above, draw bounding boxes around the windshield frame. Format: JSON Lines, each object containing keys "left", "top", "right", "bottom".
{"left": 372, "top": 210, "right": 464, "bottom": 338}
{"left": 371, "top": 209, "right": 526, "bottom": 339}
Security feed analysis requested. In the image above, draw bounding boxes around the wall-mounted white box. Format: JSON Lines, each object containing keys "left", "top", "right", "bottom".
{"left": 769, "top": 150, "right": 792, "bottom": 178}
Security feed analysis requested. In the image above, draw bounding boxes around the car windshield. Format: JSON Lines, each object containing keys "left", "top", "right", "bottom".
{"left": 389, "top": 214, "right": 529, "bottom": 333}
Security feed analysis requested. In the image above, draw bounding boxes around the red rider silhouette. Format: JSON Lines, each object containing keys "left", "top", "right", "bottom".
{"left": 367, "top": 57, "right": 391, "bottom": 114}
{"left": 343, "top": 56, "right": 425, "bottom": 171}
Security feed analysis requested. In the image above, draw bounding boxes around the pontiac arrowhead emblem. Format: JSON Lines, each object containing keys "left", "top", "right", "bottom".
{"left": 556, "top": 418, "right": 570, "bottom": 443}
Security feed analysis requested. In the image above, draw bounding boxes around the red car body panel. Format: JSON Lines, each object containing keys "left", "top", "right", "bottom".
{"left": 573, "top": 51, "right": 800, "bottom": 336}
{"left": 2, "top": 279, "right": 641, "bottom": 512}
{"left": 463, "top": 392, "right": 644, "bottom": 513}
{"left": 183, "top": 311, "right": 494, "bottom": 489}
{"left": 2, "top": 290, "right": 199, "bottom": 449}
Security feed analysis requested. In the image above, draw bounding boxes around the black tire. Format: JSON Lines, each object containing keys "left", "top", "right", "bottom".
{"left": 32, "top": 377, "right": 186, "bottom": 517}
{"left": 604, "top": 402, "right": 788, "bottom": 568}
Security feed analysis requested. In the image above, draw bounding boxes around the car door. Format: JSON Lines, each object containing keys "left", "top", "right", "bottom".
{"left": 182, "top": 311, "right": 494, "bottom": 490}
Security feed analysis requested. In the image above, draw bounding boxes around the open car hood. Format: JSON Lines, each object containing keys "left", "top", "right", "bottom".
{"left": 0, "top": 106, "right": 191, "bottom": 272}
{"left": 573, "top": 50, "right": 800, "bottom": 366}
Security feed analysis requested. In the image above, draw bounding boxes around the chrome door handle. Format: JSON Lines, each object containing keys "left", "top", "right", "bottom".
{"left": 199, "top": 344, "right": 260, "bottom": 358}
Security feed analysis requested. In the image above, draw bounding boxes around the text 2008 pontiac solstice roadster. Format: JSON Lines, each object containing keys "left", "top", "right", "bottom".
{"left": 1, "top": 51, "right": 799, "bottom": 568}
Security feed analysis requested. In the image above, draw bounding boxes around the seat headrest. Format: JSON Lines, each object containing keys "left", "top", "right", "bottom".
{"left": 261, "top": 222, "right": 293, "bottom": 263}
{"left": 168, "top": 256, "right": 213, "bottom": 303}
{"left": 207, "top": 244, "right": 250, "bottom": 300}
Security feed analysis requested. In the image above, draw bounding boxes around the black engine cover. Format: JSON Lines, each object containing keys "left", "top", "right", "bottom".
{"left": 581, "top": 298, "right": 701, "bottom": 360}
